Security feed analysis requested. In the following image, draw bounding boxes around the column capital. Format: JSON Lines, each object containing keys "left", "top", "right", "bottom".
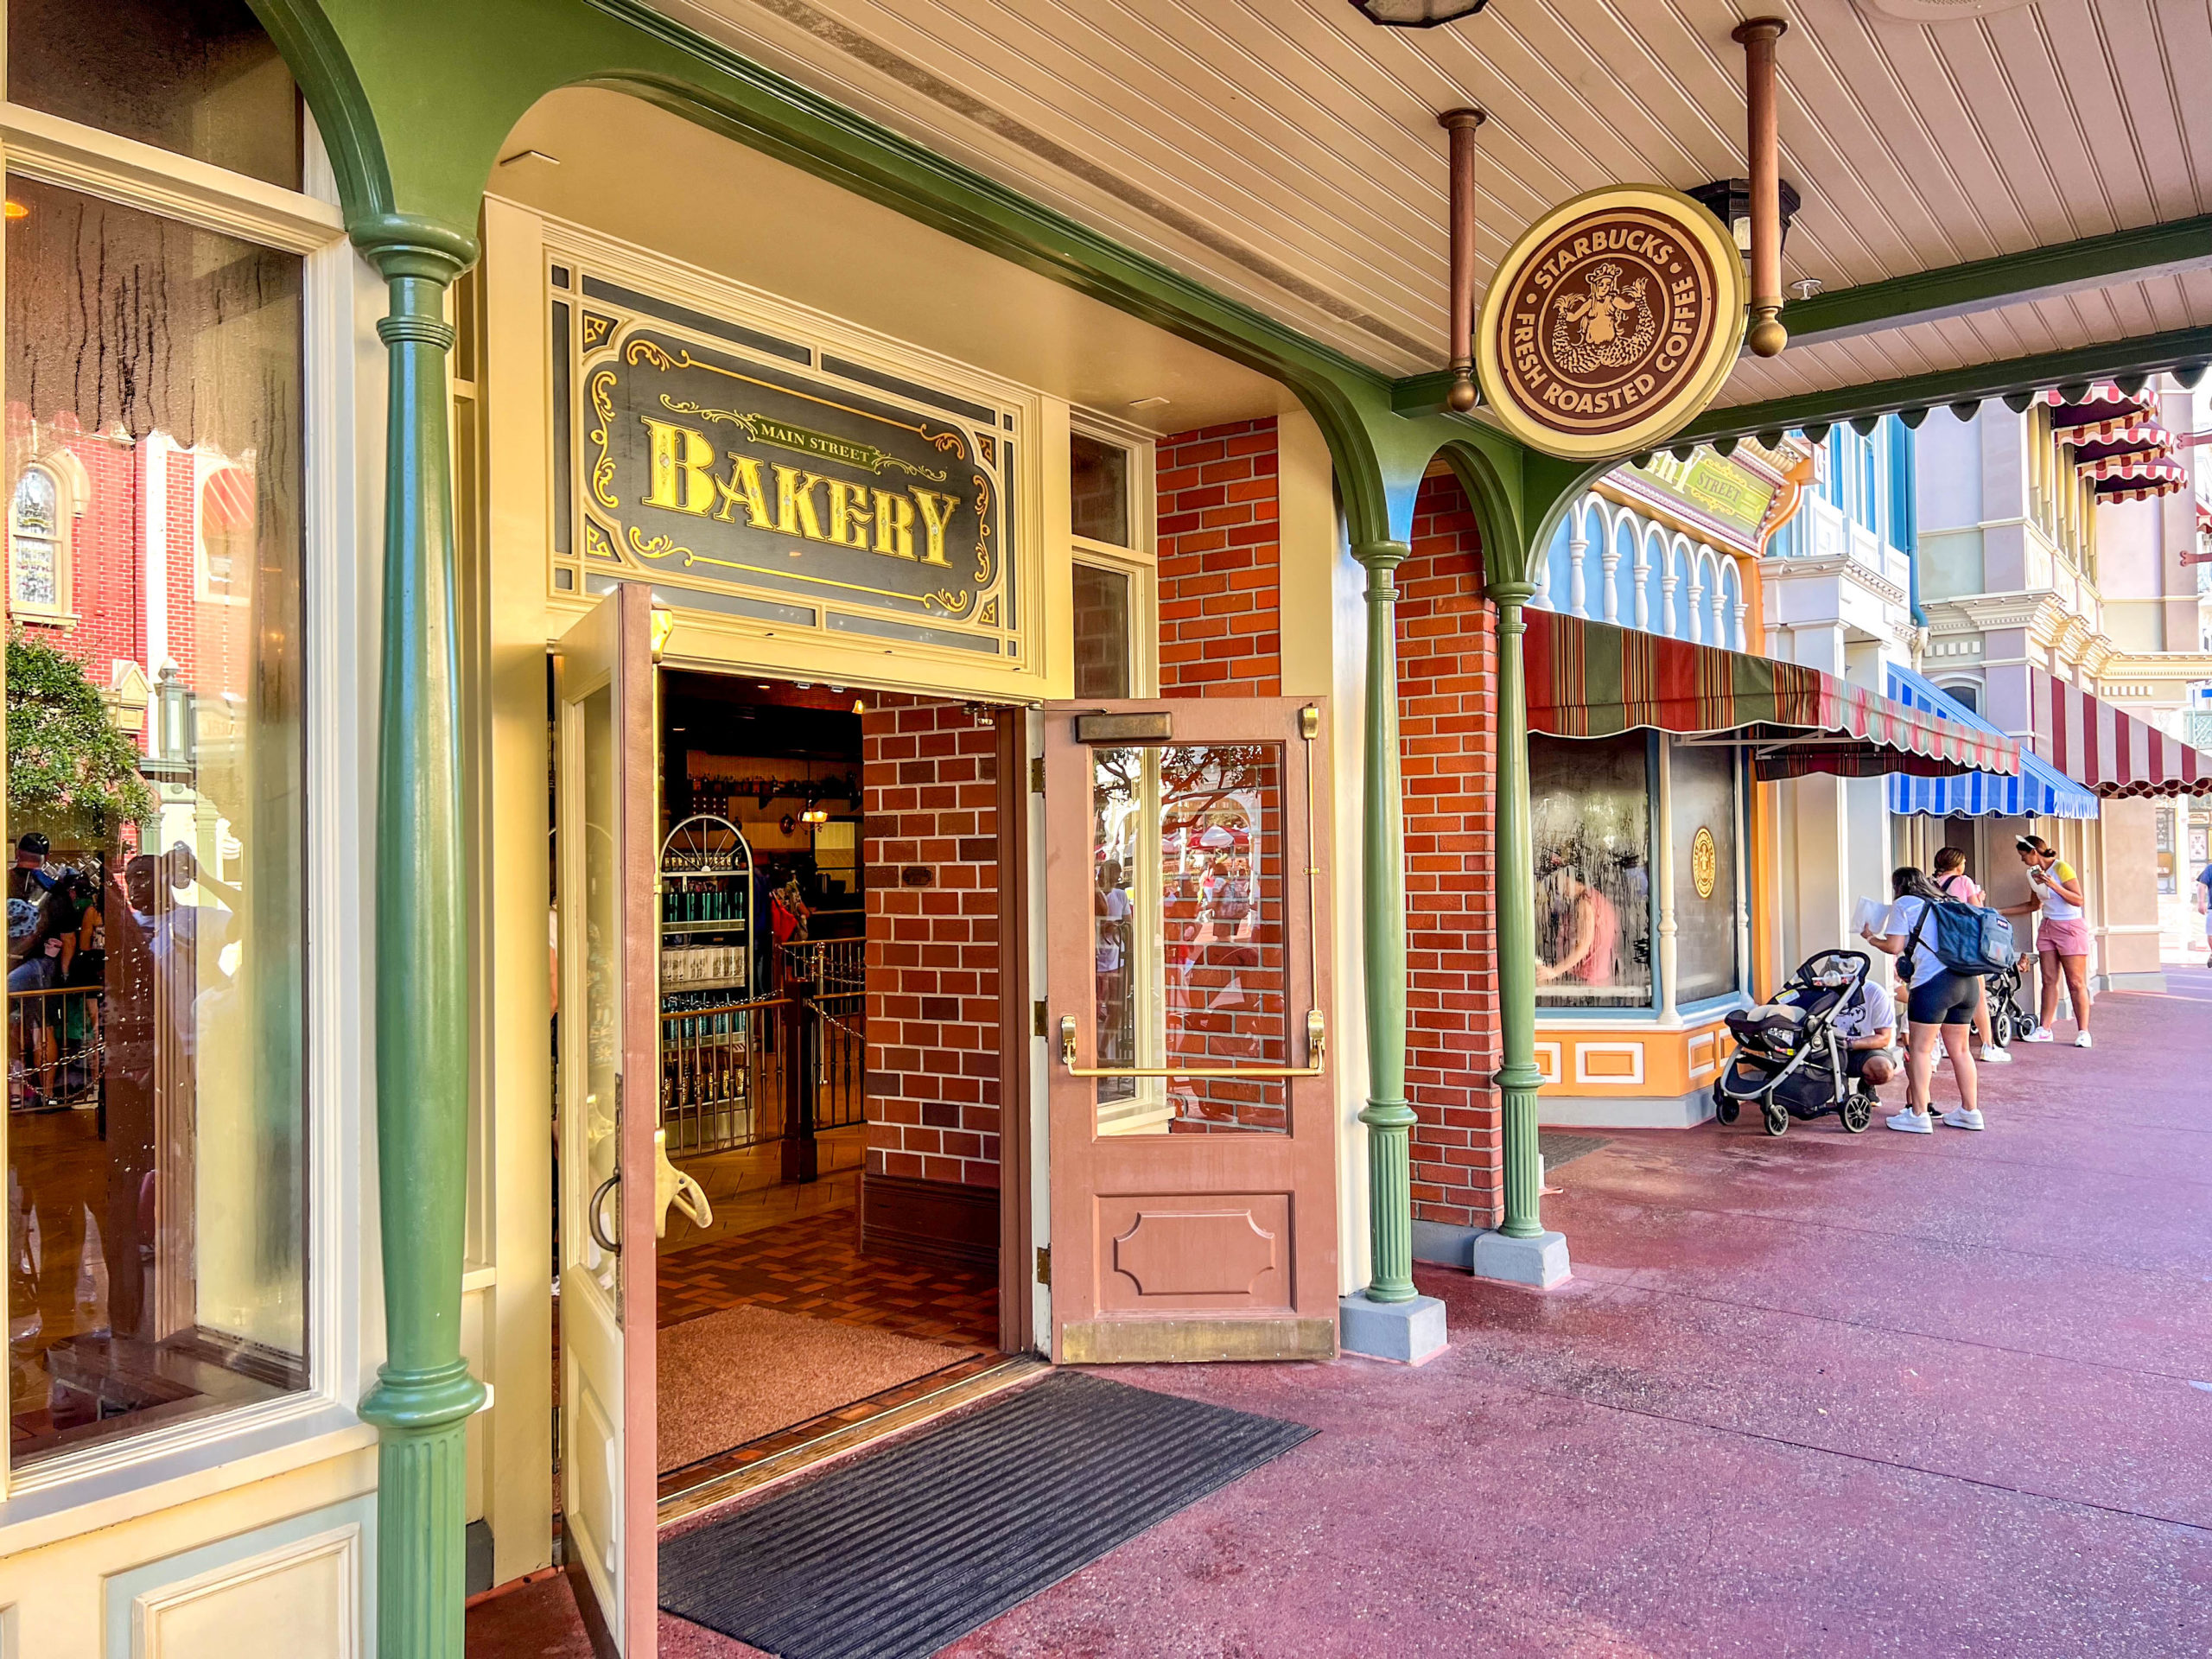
{"left": 1352, "top": 537, "right": 1408, "bottom": 572}
{"left": 1486, "top": 578, "right": 1538, "bottom": 607}
{"left": 352, "top": 212, "right": 479, "bottom": 286}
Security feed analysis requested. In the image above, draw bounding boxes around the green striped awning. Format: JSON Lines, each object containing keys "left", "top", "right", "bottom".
{"left": 1525, "top": 609, "right": 2020, "bottom": 782}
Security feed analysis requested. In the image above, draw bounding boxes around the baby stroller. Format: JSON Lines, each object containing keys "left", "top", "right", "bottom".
{"left": 1980, "top": 956, "right": 2036, "bottom": 1046}
{"left": 1713, "top": 950, "right": 1879, "bottom": 1137}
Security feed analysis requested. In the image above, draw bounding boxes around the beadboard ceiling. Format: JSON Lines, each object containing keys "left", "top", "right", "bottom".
{"left": 648, "top": 0, "right": 2212, "bottom": 411}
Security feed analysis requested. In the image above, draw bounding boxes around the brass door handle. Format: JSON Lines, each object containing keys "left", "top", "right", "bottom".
{"left": 1056, "top": 1010, "right": 1325, "bottom": 1078}
{"left": 588, "top": 1172, "right": 621, "bottom": 1254}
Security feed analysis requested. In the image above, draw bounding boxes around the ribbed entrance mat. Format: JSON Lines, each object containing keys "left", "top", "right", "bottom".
{"left": 658, "top": 1371, "right": 1315, "bottom": 1658}
{"left": 1538, "top": 1130, "right": 1611, "bottom": 1170}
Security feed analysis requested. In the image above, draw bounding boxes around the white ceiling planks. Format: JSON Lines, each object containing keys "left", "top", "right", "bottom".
{"left": 650, "top": 0, "right": 2212, "bottom": 403}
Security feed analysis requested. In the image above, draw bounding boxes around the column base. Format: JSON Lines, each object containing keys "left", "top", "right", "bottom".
{"left": 1472, "top": 1229, "right": 1572, "bottom": 1290}
{"left": 1338, "top": 1292, "right": 1447, "bottom": 1364}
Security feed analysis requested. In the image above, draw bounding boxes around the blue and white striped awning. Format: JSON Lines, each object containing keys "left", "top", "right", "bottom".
{"left": 1885, "top": 664, "right": 2101, "bottom": 820}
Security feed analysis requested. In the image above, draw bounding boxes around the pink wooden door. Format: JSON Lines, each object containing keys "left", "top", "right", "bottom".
{"left": 1042, "top": 698, "right": 1338, "bottom": 1363}
{"left": 554, "top": 584, "right": 660, "bottom": 1653}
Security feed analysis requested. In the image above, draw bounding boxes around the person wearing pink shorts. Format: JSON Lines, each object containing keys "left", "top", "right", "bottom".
{"left": 2002, "top": 835, "right": 2093, "bottom": 1048}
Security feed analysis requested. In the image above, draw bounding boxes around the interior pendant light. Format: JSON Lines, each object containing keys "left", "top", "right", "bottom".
{"left": 1351, "top": 0, "right": 1494, "bottom": 24}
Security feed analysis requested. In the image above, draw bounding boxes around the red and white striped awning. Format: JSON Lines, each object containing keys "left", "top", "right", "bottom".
{"left": 2039, "top": 381, "right": 2155, "bottom": 420}
{"left": 2053, "top": 414, "right": 2166, "bottom": 447}
{"left": 2031, "top": 668, "right": 2212, "bottom": 798}
{"left": 2085, "top": 454, "right": 2189, "bottom": 501}
{"left": 201, "top": 467, "right": 256, "bottom": 535}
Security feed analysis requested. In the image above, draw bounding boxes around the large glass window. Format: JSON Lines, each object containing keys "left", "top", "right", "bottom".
{"left": 7, "top": 0, "right": 302, "bottom": 190}
{"left": 7, "top": 175, "right": 306, "bottom": 1464}
{"left": 1669, "top": 743, "right": 1740, "bottom": 1005}
{"left": 1070, "top": 432, "right": 1130, "bottom": 549}
{"left": 1531, "top": 734, "right": 1652, "bottom": 1009}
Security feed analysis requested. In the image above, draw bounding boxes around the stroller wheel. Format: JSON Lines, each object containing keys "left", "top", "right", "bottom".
{"left": 1713, "top": 1084, "right": 1740, "bottom": 1126}
{"left": 1840, "top": 1090, "right": 1874, "bottom": 1134}
{"left": 1761, "top": 1099, "right": 1789, "bottom": 1137}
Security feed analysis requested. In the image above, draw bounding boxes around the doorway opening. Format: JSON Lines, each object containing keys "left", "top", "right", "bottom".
{"left": 547, "top": 666, "right": 1024, "bottom": 1532}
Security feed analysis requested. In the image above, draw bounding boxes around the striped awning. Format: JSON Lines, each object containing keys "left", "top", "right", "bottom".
{"left": 2031, "top": 669, "right": 2212, "bottom": 798}
{"left": 2085, "top": 453, "right": 2189, "bottom": 501}
{"left": 1525, "top": 609, "right": 2021, "bottom": 782}
{"left": 1885, "top": 665, "right": 2100, "bottom": 821}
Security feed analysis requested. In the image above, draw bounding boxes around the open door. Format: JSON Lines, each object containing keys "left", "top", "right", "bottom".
{"left": 1043, "top": 698, "right": 1338, "bottom": 1363}
{"left": 555, "top": 584, "right": 660, "bottom": 1653}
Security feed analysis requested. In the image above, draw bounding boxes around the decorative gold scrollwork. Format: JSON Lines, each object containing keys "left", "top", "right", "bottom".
{"left": 588, "top": 369, "right": 620, "bottom": 512}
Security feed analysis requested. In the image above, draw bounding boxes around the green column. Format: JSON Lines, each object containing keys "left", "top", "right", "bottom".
{"left": 1487, "top": 579, "right": 1545, "bottom": 1239}
{"left": 353, "top": 223, "right": 485, "bottom": 1659}
{"left": 1354, "top": 539, "right": 1415, "bottom": 1303}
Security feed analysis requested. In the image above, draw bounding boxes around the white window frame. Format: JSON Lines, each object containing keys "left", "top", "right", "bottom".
{"left": 0, "top": 94, "right": 372, "bottom": 1533}
{"left": 8, "top": 457, "right": 72, "bottom": 622}
{"left": 1067, "top": 411, "right": 1157, "bottom": 698}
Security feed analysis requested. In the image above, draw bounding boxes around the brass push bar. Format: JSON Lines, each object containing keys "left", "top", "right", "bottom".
{"left": 1058, "top": 1010, "right": 1326, "bottom": 1079}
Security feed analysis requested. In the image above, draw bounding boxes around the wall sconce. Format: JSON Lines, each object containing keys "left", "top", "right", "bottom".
{"left": 801, "top": 809, "right": 830, "bottom": 825}
{"left": 1349, "top": 0, "right": 1493, "bottom": 23}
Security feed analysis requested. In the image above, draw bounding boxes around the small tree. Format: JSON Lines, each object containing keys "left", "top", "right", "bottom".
{"left": 7, "top": 627, "right": 157, "bottom": 848}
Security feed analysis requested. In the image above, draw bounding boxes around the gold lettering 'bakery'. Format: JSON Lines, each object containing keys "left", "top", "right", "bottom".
{"left": 639, "top": 415, "right": 964, "bottom": 568}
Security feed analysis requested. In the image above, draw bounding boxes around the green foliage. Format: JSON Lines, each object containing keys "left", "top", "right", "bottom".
{"left": 6, "top": 628, "right": 156, "bottom": 845}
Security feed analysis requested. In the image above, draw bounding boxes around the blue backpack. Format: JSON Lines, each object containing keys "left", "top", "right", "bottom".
{"left": 1904, "top": 898, "right": 2018, "bottom": 980}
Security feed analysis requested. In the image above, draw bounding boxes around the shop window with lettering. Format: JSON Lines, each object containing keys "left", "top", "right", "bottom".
{"left": 9, "top": 464, "right": 67, "bottom": 618}
{"left": 5, "top": 171, "right": 307, "bottom": 1465}
{"left": 1531, "top": 734, "right": 1653, "bottom": 1009}
{"left": 1670, "top": 742, "right": 1741, "bottom": 1005}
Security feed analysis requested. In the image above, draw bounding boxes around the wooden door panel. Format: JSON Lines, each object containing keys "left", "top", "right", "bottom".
{"left": 1043, "top": 698, "right": 1337, "bottom": 1365}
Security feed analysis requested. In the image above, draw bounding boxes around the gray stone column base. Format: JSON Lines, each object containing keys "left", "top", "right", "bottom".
{"left": 1472, "top": 1229, "right": 1572, "bottom": 1290}
{"left": 1338, "top": 1292, "right": 1447, "bottom": 1364}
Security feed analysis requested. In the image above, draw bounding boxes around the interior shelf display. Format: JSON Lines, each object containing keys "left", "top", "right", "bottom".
{"left": 660, "top": 814, "right": 756, "bottom": 1152}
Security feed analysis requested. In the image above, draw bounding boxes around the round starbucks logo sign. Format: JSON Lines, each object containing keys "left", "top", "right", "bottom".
{"left": 1478, "top": 186, "right": 1746, "bottom": 461}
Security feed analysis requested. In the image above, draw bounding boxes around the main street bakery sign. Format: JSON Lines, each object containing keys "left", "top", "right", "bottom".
{"left": 1478, "top": 186, "right": 1746, "bottom": 461}
{"left": 561, "top": 272, "right": 1020, "bottom": 663}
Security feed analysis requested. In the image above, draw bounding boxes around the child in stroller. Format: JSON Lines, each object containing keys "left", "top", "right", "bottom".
{"left": 1713, "top": 950, "right": 1891, "bottom": 1136}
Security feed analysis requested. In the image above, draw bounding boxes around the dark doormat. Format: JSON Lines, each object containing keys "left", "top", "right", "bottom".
{"left": 658, "top": 1370, "right": 1314, "bottom": 1658}
{"left": 1538, "top": 1130, "right": 1611, "bottom": 1170}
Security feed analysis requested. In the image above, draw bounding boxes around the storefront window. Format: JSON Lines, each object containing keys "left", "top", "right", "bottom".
{"left": 7, "top": 0, "right": 302, "bottom": 191}
{"left": 1071, "top": 562, "right": 1133, "bottom": 699}
{"left": 6, "top": 175, "right": 307, "bottom": 1464}
{"left": 1669, "top": 743, "right": 1741, "bottom": 1005}
{"left": 1531, "top": 734, "right": 1652, "bottom": 1009}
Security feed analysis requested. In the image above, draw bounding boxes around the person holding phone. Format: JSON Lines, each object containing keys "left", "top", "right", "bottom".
{"left": 2002, "top": 834, "right": 2092, "bottom": 1048}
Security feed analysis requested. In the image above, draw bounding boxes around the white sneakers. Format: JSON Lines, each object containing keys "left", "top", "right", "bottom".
{"left": 2022, "top": 1027, "right": 2055, "bottom": 1043}
{"left": 1979, "top": 1045, "right": 2013, "bottom": 1064}
{"left": 1942, "top": 1108, "right": 1986, "bottom": 1131}
{"left": 2075, "top": 1032, "right": 2094, "bottom": 1049}
{"left": 1886, "top": 1109, "right": 1934, "bottom": 1134}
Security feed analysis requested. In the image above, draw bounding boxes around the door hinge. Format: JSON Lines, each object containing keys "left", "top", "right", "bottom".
{"left": 1035, "top": 1245, "right": 1051, "bottom": 1287}
{"left": 1033, "top": 999, "right": 1048, "bottom": 1037}
{"left": 1029, "top": 756, "right": 1046, "bottom": 794}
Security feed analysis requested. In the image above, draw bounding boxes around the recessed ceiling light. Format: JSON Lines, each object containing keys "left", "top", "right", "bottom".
{"left": 1128, "top": 396, "right": 1172, "bottom": 410}
{"left": 497, "top": 149, "right": 560, "bottom": 168}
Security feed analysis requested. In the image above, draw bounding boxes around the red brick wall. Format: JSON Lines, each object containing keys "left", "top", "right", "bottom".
{"left": 1399, "top": 471, "right": 1504, "bottom": 1231}
{"left": 1156, "top": 418, "right": 1280, "bottom": 696}
{"left": 861, "top": 697, "right": 1001, "bottom": 1189}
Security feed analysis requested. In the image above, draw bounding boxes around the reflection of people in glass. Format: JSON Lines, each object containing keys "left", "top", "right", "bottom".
{"left": 1535, "top": 852, "right": 1618, "bottom": 987}
{"left": 1095, "top": 858, "right": 1131, "bottom": 1064}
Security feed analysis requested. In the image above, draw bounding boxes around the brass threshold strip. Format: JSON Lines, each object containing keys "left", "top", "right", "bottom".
{"left": 655, "top": 1353, "right": 1052, "bottom": 1528}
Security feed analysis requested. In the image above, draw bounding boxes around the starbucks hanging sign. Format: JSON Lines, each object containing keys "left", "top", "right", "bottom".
{"left": 558, "top": 270, "right": 1021, "bottom": 663}
{"left": 1478, "top": 186, "right": 1746, "bottom": 461}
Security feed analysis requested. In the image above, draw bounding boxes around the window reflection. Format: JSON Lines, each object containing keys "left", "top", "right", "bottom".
{"left": 7, "top": 177, "right": 306, "bottom": 1462}
{"left": 1091, "top": 743, "right": 1289, "bottom": 1134}
{"left": 1531, "top": 734, "right": 1654, "bottom": 1008}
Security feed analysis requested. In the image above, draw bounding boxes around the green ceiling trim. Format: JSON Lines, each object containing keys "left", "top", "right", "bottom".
{"left": 1782, "top": 214, "right": 2212, "bottom": 348}
{"left": 1675, "top": 325, "right": 2212, "bottom": 448}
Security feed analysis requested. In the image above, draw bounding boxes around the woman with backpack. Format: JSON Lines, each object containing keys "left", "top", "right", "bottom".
{"left": 1860, "top": 866, "right": 1984, "bottom": 1134}
{"left": 2002, "top": 834, "right": 2093, "bottom": 1049}
{"left": 1931, "top": 847, "right": 2012, "bottom": 1066}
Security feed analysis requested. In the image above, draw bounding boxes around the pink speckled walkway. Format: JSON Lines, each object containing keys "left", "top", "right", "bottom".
{"left": 952, "top": 976, "right": 2212, "bottom": 1658}
{"left": 473, "top": 978, "right": 2212, "bottom": 1657}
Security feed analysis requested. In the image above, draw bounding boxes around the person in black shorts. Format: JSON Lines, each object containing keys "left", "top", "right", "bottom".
{"left": 1861, "top": 866, "right": 1985, "bottom": 1134}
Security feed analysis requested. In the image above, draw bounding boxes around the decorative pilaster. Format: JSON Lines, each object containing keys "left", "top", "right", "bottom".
{"left": 1354, "top": 539, "right": 1416, "bottom": 1303}
{"left": 1487, "top": 580, "right": 1547, "bottom": 1243}
{"left": 353, "top": 219, "right": 485, "bottom": 1659}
